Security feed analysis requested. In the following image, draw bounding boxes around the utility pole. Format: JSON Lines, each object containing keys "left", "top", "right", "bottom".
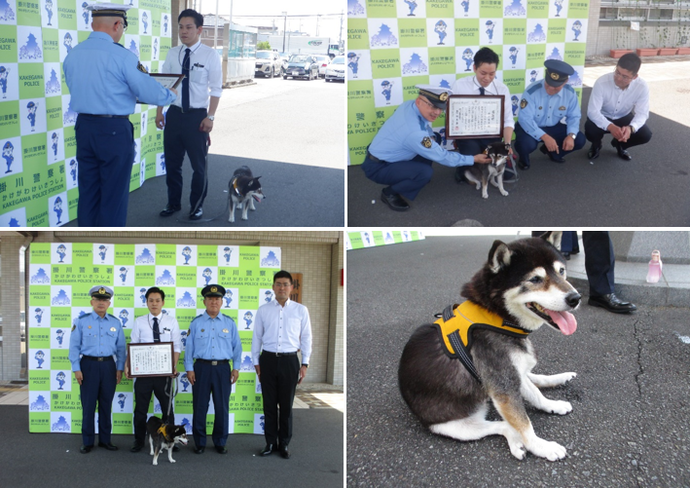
{"left": 282, "top": 11, "right": 287, "bottom": 53}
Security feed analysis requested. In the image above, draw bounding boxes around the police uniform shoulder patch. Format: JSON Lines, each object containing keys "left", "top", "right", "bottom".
{"left": 520, "top": 98, "right": 528, "bottom": 109}
{"left": 421, "top": 137, "right": 432, "bottom": 148}
{"left": 71, "top": 325, "right": 76, "bottom": 332}
{"left": 137, "top": 61, "right": 149, "bottom": 74}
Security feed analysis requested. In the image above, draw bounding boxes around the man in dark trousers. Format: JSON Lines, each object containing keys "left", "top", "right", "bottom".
{"left": 157, "top": 9, "right": 222, "bottom": 221}
{"left": 126, "top": 287, "right": 182, "bottom": 453}
{"left": 252, "top": 271, "right": 313, "bottom": 459}
{"left": 68, "top": 285, "right": 126, "bottom": 453}
{"left": 63, "top": 3, "right": 176, "bottom": 226}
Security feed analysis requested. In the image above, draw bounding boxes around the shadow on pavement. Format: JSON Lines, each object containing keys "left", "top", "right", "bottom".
{"left": 65, "top": 154, "right": 344, "bottom": 228}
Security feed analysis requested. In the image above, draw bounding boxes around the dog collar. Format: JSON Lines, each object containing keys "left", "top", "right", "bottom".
{"left": 433, "top": 301, "right": 531, "bottom": 383}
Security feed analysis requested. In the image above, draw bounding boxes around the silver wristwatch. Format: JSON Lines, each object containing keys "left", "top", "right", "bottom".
{"left": 207, "top": 115, "right": 215, "bottom": 121}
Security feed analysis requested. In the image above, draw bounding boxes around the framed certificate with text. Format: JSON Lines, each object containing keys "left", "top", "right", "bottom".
{"left": 150, "top": 73, "right": 185, "bottom": 89}
{"left": 445, "top": 95, "right": 504, "bottom": 140}
{"left": 127, "top": 342, "right": 174, "bottom": 378}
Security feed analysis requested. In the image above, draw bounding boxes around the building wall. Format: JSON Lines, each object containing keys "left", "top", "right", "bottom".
{"left": 0, "top": 231, "right": 343, "bottom": 386}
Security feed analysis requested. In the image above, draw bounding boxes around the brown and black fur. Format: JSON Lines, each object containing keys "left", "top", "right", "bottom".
{"left": 146, "top": 416, "right": 188, "bottom": 465}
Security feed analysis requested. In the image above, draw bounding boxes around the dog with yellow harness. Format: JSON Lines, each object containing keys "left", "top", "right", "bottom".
{"left": 146, "top": 415, "right": 188, "bottom": 465}
{"left": 398, "top": 232, "right": 580, "bottom": 461}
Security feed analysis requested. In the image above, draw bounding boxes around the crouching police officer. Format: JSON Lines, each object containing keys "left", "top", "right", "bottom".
{"left": 68, "top": 286, "right": 126, "bottom": 453}
{"left": 514, "top": 60, "right": 586, "bottom": 169}
{"left": 362, "top": 85, "right": 491, "bottom": 211}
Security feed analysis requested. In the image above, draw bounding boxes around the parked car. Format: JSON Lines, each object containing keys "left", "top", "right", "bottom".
{"left": 278, "top": 53, "right": 290, "bottom": 76}
{"left": 313, "top": 55, "right": 330, "bottom": 78}
{"left": 325, "top": 56, "right": 345, "bottom": 82}
{"left": 255, "top": 50, "right": 282, "bottom": 78}
{"left": 283, "top": 54, "right": 319, "bottom": 80}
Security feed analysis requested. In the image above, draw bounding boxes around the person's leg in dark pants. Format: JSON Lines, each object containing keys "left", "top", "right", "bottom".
{"left": 133, "top": 377, "right": 154, "bottom": 447}
{"left": 96, "top": 360, "right": 116, "bottom": 446}
{"left": 276, "top": 355, "right": 300, "bottom": 448}
{"left": 163, "top": 108, "right": 187, "bottom": 210}
{"left": 184, "top": 111, "right": 210, "bottom": 212}
{"left": 191, "top": 361, "right": 211, "bottom": 449}
{"left": 79, "top": 359, "right": 98, "bottom": 448}
{"left": 210, "top": 363, "right": 230, "bottom": 450}
{"left": 259, "top": 353, "right": 279, "bottom": 447}
{"left": 583, "top": 231, "right": 636, "bottom": 313}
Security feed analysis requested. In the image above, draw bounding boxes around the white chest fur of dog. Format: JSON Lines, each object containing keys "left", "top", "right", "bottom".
{"left": 464, "top": 142, "right": 511, "bottom": 199}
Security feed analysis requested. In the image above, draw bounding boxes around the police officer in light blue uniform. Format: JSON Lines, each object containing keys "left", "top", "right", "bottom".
{"left": 63, "top": 3, "right": 177, "bottom": 227}
{"left": 514, "top": 59, "right": 586, "bottom": 169}
{"left": 362, "top": 85, "right": 491, "bottom": 211}
{"left": 68, "top": 285, "right": 126, "bottom": 454}
{"left": 184, "top": 284, "right": 242, "bottom": 454}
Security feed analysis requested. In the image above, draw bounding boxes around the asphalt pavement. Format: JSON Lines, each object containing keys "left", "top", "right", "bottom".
{"left": 0, "top": 405, "right": 343, "bottom": 487}
{"left": 65, "top": 75, "right": 345, "bottom": 228}
{"left": 347, "top": 236, "right": 690, "bottom": 487}
{"left": 347, "top": 59, "right": 690, "bottom": 227}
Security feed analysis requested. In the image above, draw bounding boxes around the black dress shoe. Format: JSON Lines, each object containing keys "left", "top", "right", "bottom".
{"left": 517, "top": 158, "right": 530, "bottom": 170}
{"left": 80, "top": 445, "right": 93, "bottom": 454}
{"left": 279, "top": 445, "right": 291, "bottom": 459}
{"left": 611, "top": 139, "right": 632, "bottom": 160}
{"left": 562, "top": 251, "right": 571, "bottom": 260}
{"left": 130, "top": 442, "right": 143, "bottom": 453}
{"left": 260, "top": 444, "right": 274, "bottom": 456}
{"left": 380, "top": 190, "right": 409, "bottom": 212}
{"left": 215, "top": 446, "right": 228, "bottom": 454}
{"left": 189, "top": 207, "right": 203, "bottom": 220}
{"left": 159, "top": 204, "right": 181, "bottom": 217}
{"left": 540, "top": 143, "right": 565, "bottom": 163}
{"left": 194, "top": 446, "right": 205, "bottom": 454}
{"left": 587, "top": 143, "right": 601, "bottom": 160}
{"left": 98, "top": 442, "right": 118, "bottom": 451}
{"left": 588, "top": 293, "right": 637, "bottom": 314}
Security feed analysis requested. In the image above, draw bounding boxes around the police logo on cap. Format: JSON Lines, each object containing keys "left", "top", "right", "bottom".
{"left": 439, "top": 92, "right": 448, "bottom": 102}
{"left": 211, "top": 286, "right": 218, "bottom": 293}
{"left": 550, "top": 72, "right": 560, "bottom": 81}
{"left": 98, "top": 287, "right": 106, "bottom": 295}
{"left": 89, "top": 285, "right": 113, "bottom": 299}
{"left": 422, "top": 137, "right": 432, "bottom": 148}
{"left": 202, "top": 284, "right": 226, "bottom": 298}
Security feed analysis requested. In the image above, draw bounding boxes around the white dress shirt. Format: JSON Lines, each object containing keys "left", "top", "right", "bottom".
{"left": 131, "top": 313, "right": 182, "bottom": 353}
{"left": 450, "top": 75, "right": 515, "bottom": 129}
{"left": 251, "top": 298, "right": 313, "bottom": 365}
{"left": 161, "top": 40, "right": 223, "bottom": 110}
{"left": 587, "top": 72, "right": 650, "bottom": 132}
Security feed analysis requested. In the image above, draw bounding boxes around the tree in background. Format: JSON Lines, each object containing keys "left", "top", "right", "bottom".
{"left": 257, "top": 41, "right": 271, "bottom": 50}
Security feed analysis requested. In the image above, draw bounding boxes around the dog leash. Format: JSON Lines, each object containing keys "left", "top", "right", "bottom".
{"left": 166, "top": 374, "right": 178, "bottom": 419}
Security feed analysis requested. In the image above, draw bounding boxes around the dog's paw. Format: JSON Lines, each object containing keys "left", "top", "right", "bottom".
{"left": 170, "top": 459, "right": 176, "bottom": 464}
{"left": 561, "top": 372, "right": 577, "bottom": 384}
{"left": 474, "top": 183, "right": 481, "bottom": 190}
{"left": 228, "top": 217, "right": 235, "bottom": 223}
{"left": 482, "top": 193, "right": 489, "bottom": 199}
{"left": 506, "top": 438, "right": 527, "bottom": 460}
{"left": 241, "top": 216, "right": 248, "bottom": 221}
{"left": 529, "top": 438, "right": 567, "bottom": 462}
{"left": 548, "top": 400, "right": 572, "bottom": 415}
{"left": 500, "top": 189, "right": 509, "bottom": 196}
{"left": 152, "top": 460, "right": 158, "bottom": 466}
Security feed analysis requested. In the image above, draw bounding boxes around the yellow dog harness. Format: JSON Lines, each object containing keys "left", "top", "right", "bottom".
{"left": 433, "top": 301, "right": 531, "bottom": 383}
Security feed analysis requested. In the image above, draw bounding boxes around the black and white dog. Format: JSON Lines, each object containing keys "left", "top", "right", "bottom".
{"left": 146, "top": 416, "right": 188, "bottom": 465}
{"left": 399, "top": 232, "right": 580, "bottom": 461}
{"left": 228, "top": 166, "right": 265, "bottom": 223}
{"left": 464, "top": 142, "right": 511, "bottom": 199}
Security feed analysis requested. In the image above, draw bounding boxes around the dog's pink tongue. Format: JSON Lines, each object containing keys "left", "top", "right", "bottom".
{"left": 546, "top": 309, "right": 577, "bottom": 335}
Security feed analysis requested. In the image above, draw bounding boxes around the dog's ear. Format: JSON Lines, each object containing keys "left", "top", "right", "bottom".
{"left": 488, "top": 240, "right": 512, "bottom": 273}
{"left": 540, "top": 231, "right": 562, "bottom": 250}
{"left": 255, "top": 176, "right": 261, "bottom": 180}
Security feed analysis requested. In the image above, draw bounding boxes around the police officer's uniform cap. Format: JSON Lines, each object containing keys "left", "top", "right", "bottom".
{"left": 89, "top": 285, "right": 114, "bottom": 299}
{"left": 87, "top": 3, "right": 131, "bottom": 23}
{"left": 544, "top": 59, "right": 574, "bottom": 87}
{"left": 202, "top": 284, "right": 226, "bottom": 298}
{"left": 416, "top": 84, "right": 453, "bottom": 109}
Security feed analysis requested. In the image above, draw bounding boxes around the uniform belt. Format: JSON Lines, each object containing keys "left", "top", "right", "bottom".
{"left": 367, "top": 151, "right": 385, "bottom": 163}
{"left": 80, "top": 114, "right": 130, "bottom": 119}
{"left": 82, "top": 355, "right": 114, "bottom": 361}
{"left": 262, "top": 351, "right": 298, "bottom": 357}
{"left": 196, "top": 358, "right": 229, "bottom": 365}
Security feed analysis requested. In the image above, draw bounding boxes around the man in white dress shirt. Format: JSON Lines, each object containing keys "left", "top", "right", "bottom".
{"left": 126, "top": 286, "right": 182, "bottom": 453}
{"left": 251, "top": 271, "right": 312, "bottom": 459}
{"left": 450, "top": 47, "right": 515, "bottom": 182}
{"left": 585, "top": 53, "right": 652, "bottom": 161}
{"left": 156, "top": 8, "right": 222, "bottom": 221}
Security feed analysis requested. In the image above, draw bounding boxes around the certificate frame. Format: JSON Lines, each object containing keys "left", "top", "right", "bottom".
{"left": 150, "top": 73, "right": 185, "bottom": 90}
{"left": 127, "top": 342, "right": 174, "bottom": 378}
{"left": 445, "top": 94, "right": 504, "bottom": 140}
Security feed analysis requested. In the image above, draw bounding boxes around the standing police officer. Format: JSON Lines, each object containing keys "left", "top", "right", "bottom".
{"left": 126, "top": 287, "right": 182, "bottom": 453}
{"left": 156, "top": 9, "right": 223, "bottom": 221}
{"left": 514, "top": 60, "right": 586, "bottom": 169}
{"left": 362, "top": 85, "right": 490, "bottom": 211}
{"left": 63, "top": 3, "right": 177, "bottom": 226}
{"left": 68, "top": 286, "right": 126, "bottom": 453}
{"left": 184, "top": 284, "right": 242, "bottom": 454}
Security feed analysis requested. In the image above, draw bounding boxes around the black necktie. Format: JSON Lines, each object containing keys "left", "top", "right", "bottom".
{"left": 153, "top": 317, "right": 160, "bottom": 343}
{"left": 182, "top": 48, "right": 191, "bottom": 112}
{"left": 479, "top": 87, "right": 485, "bottom": 96}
